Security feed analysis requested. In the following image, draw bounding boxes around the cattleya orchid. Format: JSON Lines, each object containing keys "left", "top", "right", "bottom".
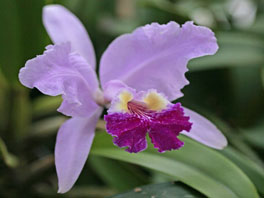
{"left": 19, "top": 5, "right": 227, "bottom": 193}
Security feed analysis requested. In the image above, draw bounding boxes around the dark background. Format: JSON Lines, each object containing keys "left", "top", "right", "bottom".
{"left": 0, "top": 0, "right": 264, "bottom": 197}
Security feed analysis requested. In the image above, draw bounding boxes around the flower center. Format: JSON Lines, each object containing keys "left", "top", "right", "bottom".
{"left": 108, "top": 89, "right": 170, "bottom": 115}
{"left": 127, "top": 100, "right": 153, "bottom": 119}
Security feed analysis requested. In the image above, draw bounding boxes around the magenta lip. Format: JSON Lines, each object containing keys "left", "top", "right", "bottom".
{"left": 104, "top": 102, "right": 192, "bottom": 153}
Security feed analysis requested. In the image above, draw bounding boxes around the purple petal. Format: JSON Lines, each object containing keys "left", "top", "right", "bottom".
{"left": 149, "top": 126, "right": 184, "bottom": 153}
{"left": 55, "top": 109, "right": 102, "bottom": 193}
{"left": 104, "top": 113, "right": 148, "bottom": 153}
{"left": 43, "top": 5, "right": 96, "bottom": 68}
{"left": 103, "top": 80, "right": 129, "bottom": 102}
{"left": 149, "top": 103, "right": 192, "bottom": 152}
{"left": 100, "top": 21, "right": 218, "bottom": 101}
{"left": 181, "top": 107, "right": 227, "bottom": 149}
{"left": 19, "top": 43, "right": 99, "bottom": 117}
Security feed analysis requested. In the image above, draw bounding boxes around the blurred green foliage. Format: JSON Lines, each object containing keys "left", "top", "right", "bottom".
{"left": 0, "top": 0, "right": 264, "bottom": 197}
{"left": 109, "top": 182, "right": 205, "bottom": 198}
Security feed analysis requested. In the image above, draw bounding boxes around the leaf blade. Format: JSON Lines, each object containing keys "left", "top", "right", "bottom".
{"left": 91, "top": 132, "right": 259, "bottom": 198}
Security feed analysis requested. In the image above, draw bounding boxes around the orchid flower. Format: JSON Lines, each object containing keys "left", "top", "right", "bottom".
{"left": 19, "top": 5, "right": 227, "bottom": 193}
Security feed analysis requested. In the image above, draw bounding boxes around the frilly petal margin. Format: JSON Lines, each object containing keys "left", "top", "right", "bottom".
{"left": 55, "top": 108, "right": 102, "bottom": 193}
{"left": 19, "top": 43, "right": 99, "bottom": 117}
{"left": 105, "top": 103, "right": 192, "bottom": 153}
{"left": 181, "top": 107, "right": 227, "bottom": 149}
{"left": 149, "top": 103, "right": 192, "bottom": 152}
{"left": 104, "top": 113, "right": 148, "bottom": 153}
{"left": 100, "top": 21, "right": 218, "bottom": 101}
{"left": 43, "top": 4, "right": 96, "bottom": 68}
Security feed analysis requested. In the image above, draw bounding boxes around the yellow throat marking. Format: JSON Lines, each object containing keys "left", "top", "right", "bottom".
{"left": 114, "top": 90, "right": 168, "bottom": 113}
{"left": 143, "top": 91, "right": 168, "bottom": 111}
{"left": 116, "top": 91, "right": 133, "bottom": 112}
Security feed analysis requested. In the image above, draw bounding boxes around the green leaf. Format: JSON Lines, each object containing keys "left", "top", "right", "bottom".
{"left": 221, "top": 147, "right": 264, "bottom": 195}
{"left": 91, "top": 132, "right": 259, "bottom": 198}
{"left": 109, "top": 182, "right": 204, "bottom": 198}
{"left": 139, "top": 0, "right": 190, "bottom": 19}
{"left": 0, "top": 138, "right": 19, "bottom": 168}
{"left": 206, "top": 114, "right": 264, "bottom": 168}
{"left": 0, "top": 68, "right": 9, "bottom": 131}
{"left": 0, "top": 0, "right": 45, "bottom": 83}
{"left": 152, "top": 172, "right": 176, "bottom": 183}
{"left": 28, "top": 116, "right": 66, "bottom": 138}
{"left": 35, "top": 185, "right": 115, "bottom": 198}
{"left": 247, "top": 14, "right": 264, "bottom": 35}
{"left": 261, "top": 67, "right": 264, "bottom": 90}
{"left": 1, "top": 84, "right": 33, "bottom": 141}
{"left": 228, "top": 67, "right": 264, "bottom": 125}
{"left": 11, "top": 85, "right": 32, "bottom": 140}
{"left": 241, "top": 121, "right": 264, "bottom": 149}
{"left": 89, "top": 156, "right": 148, "bottom": 191}
{"left": 32, "top": 96, "right": 62, "bottom": 117}
{"left": 0, "top": 0, "right": 22, "bottom": 82}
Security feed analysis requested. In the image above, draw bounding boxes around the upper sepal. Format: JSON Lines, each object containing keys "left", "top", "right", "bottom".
{"left": 100, "top": 21, "right": 218, "bottom": 101}
{"left": 43, "top": 4, "right": 96, "bottom": 68}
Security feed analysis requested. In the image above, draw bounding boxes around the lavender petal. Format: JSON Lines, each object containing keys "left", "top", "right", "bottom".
{"left": 55, "top": 109, "right": 102, "bottom": 193}
{"left": 103, "top": 80, "right": 129, "bottom": 102}
{"left": 19, "top": 43, "right": 99, "bottom": 117}
{"left": 43, "top": 4, "right": 96, "bottom": 68}
{"left": 100, "top": 21, "right": 218, "bottom": 101}
{"left": 181, "top": 107, "right": 228, "bottom": 149}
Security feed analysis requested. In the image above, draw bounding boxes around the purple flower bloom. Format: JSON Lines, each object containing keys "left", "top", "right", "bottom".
{"left": 104, "top": 89, "right": 192, "bottom": 153}
{"left": 19, "top": 5, "right": 227, "bottom": 193}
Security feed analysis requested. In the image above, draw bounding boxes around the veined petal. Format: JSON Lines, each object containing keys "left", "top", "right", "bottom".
{"left": 105, "top": 113, "right": 148, "bottom": 153}
{"left": 181, "top": 107, "right": 227, "bottom": 149}
{"left": 100, "top": 21, "right": 218, "bottom": 101}
{"left": 149, "top": 125, "right": 184, "bottom": 152}
{"left": 43, "top": 4, "right": 96, "bottom": 68}
{"left": 149, "top": 103, "right": 192, "bottom": 152}
{"left": 55, "top": 108, "right": 102, "bottom": 193}
{"left": 19, "top": 43, "right": 99, "bottom": 117}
